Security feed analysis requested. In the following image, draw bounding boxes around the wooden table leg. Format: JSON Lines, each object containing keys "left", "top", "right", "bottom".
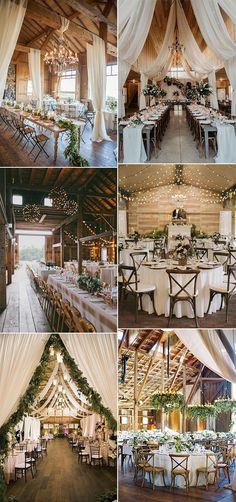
{"left": 204, "top": 129, "right": 209, "bottom": 158}
{"left": 54, "top": 132, "right": 59, "bottom": 165}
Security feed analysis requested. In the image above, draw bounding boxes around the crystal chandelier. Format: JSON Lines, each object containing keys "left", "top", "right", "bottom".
{"left": 168, "top": 35, "right": 184, "bottom": 55}
{"left": 44, "top": 35, "right": 79, "bottom": 74}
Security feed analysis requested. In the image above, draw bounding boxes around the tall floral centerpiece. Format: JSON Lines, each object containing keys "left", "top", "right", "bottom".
{"left": 142, "top": 84, "right": 167, "bottom": 106}
{"left": 173, "top": 236, "right": 193, "bottom": 265}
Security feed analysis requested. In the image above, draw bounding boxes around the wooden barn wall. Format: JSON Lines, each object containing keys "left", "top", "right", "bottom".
{"left": 127, "top": 185, "right": 222, "bottom": 235}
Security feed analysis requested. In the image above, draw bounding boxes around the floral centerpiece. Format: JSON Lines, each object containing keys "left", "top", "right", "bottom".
{"left": 77, "top": 275, "right": 102, "bottom": 294}
{"left": 186, "top": 404, "right": 217, "bottom": 420}
{"left": 142, "top": 84, "right": 166, "bottom": 101}
{"left": 106, "top": 96, "right": 117, "bottom": 111}
{"left": 196, "top": 82, "right": 212, "bottom": 98}
{"left": 173, "top": 236, "right": 193, "bottom": 265}
{"left": 152, "top": 392, "right": 185, "bottom": 413}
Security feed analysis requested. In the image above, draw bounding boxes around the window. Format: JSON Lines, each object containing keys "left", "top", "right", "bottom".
{"left": 106, "top": 64, "right": 118, "bottom": 100}
{"left": 167, "top": 66, "right": 191, "bottom": 80}
{"left": 44, "top": 197, "right": 53, "bottom": 207}
{"left": 59, "top": 70, "right": 76, "bottom": 99}
{"left": 13, "top": 195, "right": 23, "bottom": 205}
{"left": 27, "top": 80, "right": 32, "bottom": 96}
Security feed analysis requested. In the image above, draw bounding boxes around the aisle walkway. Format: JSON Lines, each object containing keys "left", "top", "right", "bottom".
{"left": 0, "top": 265, "right": 50, "bottom": 332}
{"left": 7, "top": 438, "right": 116, "bottom": 502}
{"left": 151, "top": 107, "right": 215, "bottom": 163}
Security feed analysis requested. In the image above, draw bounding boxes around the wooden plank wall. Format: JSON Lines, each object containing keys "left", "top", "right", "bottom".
{"left": 127, "top": 186, "right": 222, "bottom": 234}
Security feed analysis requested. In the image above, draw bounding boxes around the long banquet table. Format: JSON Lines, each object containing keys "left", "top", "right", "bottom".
{"left": 48, "top": 275, "right": 117, "bottom": 332}
{"left": 139, "top": 261, "right": 224, "bottom": 318}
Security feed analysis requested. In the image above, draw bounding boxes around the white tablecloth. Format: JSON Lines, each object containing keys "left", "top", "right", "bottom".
{"left": 48, "top": 276, "right": 117, "bottom": 332}
{"left": 100, "top": 266, "right": 116, "bottom": 287}
{"left": 139, "top": 263, "right": 224, "bottom": 318}
{"left": 151, "top": 451, "right": 215, "bottom": 487}
{"left": 215, "top": 123, "right": 236, "bottom": 163}
{"left": 123, "top": 124, "right": 147, "bottom": 163}
{"left": 38, "top": 269, "right": 58, "bottom": 282}
{"left": 104, "top": 110, "right": 116, "bottom": 130}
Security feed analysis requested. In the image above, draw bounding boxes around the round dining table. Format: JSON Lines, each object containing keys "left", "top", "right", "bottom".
{"left": 139, "top": 260, "right": 224, "bottom": 318}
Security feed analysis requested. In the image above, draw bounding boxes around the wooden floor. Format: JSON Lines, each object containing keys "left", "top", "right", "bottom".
{"left": 119, "top": 466, "right": 236, "bottom": 502}
{"left": 0, "top": 120, "right": 117, "bottom": 167}
{"left": 0, "top": 266, "right": 50, "bottom": 332}
{"left": 119, "top": 294, "right": 236, "bottom": 329}
{"left": 7, "top": 438, "right": 117, "bottom": 502}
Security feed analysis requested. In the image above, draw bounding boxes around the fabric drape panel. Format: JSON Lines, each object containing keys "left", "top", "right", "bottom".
{"left": 28, "top": 48, "right": 42, "bottom": 106}
{"left": 37, "top": 363, "right": 58, "bottom": 402}
{"left": 118, "top": 60, "right": 131, "bottom": 117}
{"left": 145, "top": 2, "right": 176, "bottom": 79}
{"left": 208, "top": 70, "right": 219, "bottom": 109}
{"left": 60, "top": 334, "right": 117, "bottom": 418}
{"left": 81, "top": 413, "right": 100, "bottom": 437}
{"left": 218, "top": 0, "right": 236, "bottom": 26}
{"left": 0, "top": 334, "right": 49, "bottom": 427}
{"left": 225, "top": 56, "right": 236, "bottom": 115}
{"left": 139, "top": 73, "right": 148, "bottom": 110}
{"left": 118, "top": 0, "right": 156, "bottom": 65}
{"left": 0, "top": 0, "right": 27, "bottom": 102}
{"left": 191, "top": 0, "right": 236, "bottom": 61}
{"left": 175, "top": 330, "right": 236, "bottom": 383}
{"left": 86, "top": 36, "right": 111, "bottom": 142}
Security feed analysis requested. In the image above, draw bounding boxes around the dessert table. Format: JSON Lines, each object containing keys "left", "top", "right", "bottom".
{"left": 48, "top": 275, "right": 117, "bottom": 332}
{"left": 139, "top": 261, "right": 224, "bottom": 318}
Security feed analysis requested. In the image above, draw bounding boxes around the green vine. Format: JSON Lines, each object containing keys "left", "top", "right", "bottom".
{"left": 152, "top": 392, "right": 185, "bottom": 413}
{"left": 186, "top": 404, "right": 217, "bottom": 420}
{"left": 214, "top": 399, "right": 236, "bottom": 413}
{"left": 0, "top": 334, "right": 116, "bottom": 499}
{"left": 57, "top": 119, "right": 89, "bottom": 167}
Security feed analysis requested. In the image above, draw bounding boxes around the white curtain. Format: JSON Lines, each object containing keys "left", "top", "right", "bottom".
{"left": 118, "top": 0, "right": 156, "bottom": 65}
{"left": 118, "top": 60, "right": 131, "bottom": 117}
{"left": 175, "top": 329, "right": 236, "bottom": 383}
{"left": 36, "top": 362, "right": 58, "bottom": 402}
{"left": 0, "top": 334, "right": 49, "bottom": 427}
{"left": 139, "top": 73, "right": 148, "bottom": 110}
{"left": 81, "top": 413, "right": 100, "bottom": 437}
{"left": 0, "top": 0, "right": 27, "bottom": 103}
{"left": 208, "top": 70, "right": 219, "bottom": 109}
{"left": 28, "top": 48, "right": 42, "bottom": 106}
{"left": 225, "top": 56, "right": 236, "bottom": 115}
{"left": 218, "top": 0, "right": 236, "bottom": 26}
{"left": 86, "top": 35, "right": 111, "bottom": 142}
{"left": 60, "top": 334, "right": 117, "bottom": 418}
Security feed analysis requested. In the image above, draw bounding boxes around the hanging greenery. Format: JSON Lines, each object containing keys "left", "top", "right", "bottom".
{"left": 151, "top": 392, "right": 185, "bottom": 413}
{"left": 186, "top": 404, "right": 217, "bottom": 420}
{"left": 214, "top": 399, "right": 236, "bottom": 414}
{"left": 0, "top": 334, "right": 116, "bottom": 500}
{"left": 57, "top": 119, "right": 89, "bottom": 167}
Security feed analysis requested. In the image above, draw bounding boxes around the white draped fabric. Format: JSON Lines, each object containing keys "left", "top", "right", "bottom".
{"left": 0, "top": 0, "right": 27, "bottom": 102}
{"left": 0, "top": 334, "right": 49, "bottom": 427}
{"left": 86, "top": 35, "right": 111, "bottom": 142}
{"left": 24, "top": 416, "right": 40, "bottom": 441}
{"left": 60, "top": 334, "right": 117, "bottom": 417}
{"left": 225, "top": 56, "right": 236, "bottom": 115}
{"left": 81, "top": 413, "right": 100, "bottom": 437}
{"left": 118, "top": 60, "right": 131, "bottom": 117}
{"left": 175, "top": 330, "right": 236, "bottom": 383}
{"left": 218, "top": 0, "right": 236, "bottom": 26}
{"left": 214, "top": 122, "right": 236, "bottom": 162}
{"left": 139, "top": 73, "right": 148, "bottom": 110}
{"left": 208, "top": 71, "right": 219, "bottom": 109}
{"left": 28, "top": 48, "right": 42, "bottom": 106}
{"left": 36, "top": 362, "right": 58, "bottom": 402}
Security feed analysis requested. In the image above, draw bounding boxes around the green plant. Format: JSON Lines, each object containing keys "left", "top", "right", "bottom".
{"left": 186, "top": 404, "right": 216, "bottom": 420}
{"left": 191, "top": 224, "right": 209, "bottom": 239}
{"left": 96, "top": 490, "right": 117, "bottom": 502}
{"left": 142, "top": 84, "right": 165, "bottom": 97}
{"left": 152, "top": 392, "right": 185, "bottom": 413}
{"left": 77, "top": 275, "right": 102, "bottom": 294}
{"left": 106, "top": 96, "right": 117, "bottom": 111}
{"left": 214, "top": 399, "right": 236, "bottom": 413}
{"left": 58, "top": 119, "right": 89, "bottom": 167}
{"left": 45, "top": 261, "right": 55, "bottom": 269}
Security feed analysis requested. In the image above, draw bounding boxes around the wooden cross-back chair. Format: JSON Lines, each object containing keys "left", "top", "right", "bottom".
{"left": 166, "top": 268, "right": 200, "bottom": 327}
{"left": 169, "top": 454, "right": 190, "bottom": 491}
{"left": 119, "top": 264, "right": 156, "bottom": 322}
{"left": 206, "top": 265, "right": 236, "bottom": 322}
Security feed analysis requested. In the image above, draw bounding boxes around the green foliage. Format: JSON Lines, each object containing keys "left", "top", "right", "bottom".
{"left": 142, "top": 84, "right": 166, "bottom": 97}
{"left": 152, "top": 392, "right": 185, "bottom": 413}
{"left": 96, "top": 490, "right": 117, "bottom": 502}
{"left": 45, "top": 261, "right": 55, "bottom": 269}
{"left": 191, "top": 224, "right": 209, "bottom": 239}
{"left": 186, "top": 404, "right": 217, "bottom": 420}
{"left": 214, "top": 399, "right": 236, "bottom": 413}
{"left": 77, "top": 275, "right": 102, "bottom": 294}
{"left": 20, "top": 245, "right": 44, "bottom": 261}
{"left": 58, "top": 119, "right": 89, "bottom": 167}
{"left": 106, "top": 96, "right": 117, "bottom": 111}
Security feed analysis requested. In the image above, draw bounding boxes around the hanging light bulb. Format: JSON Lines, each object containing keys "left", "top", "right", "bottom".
{"left": 53, "top": 378, "right": 57, "bottom": 386}
{"left": 58, "top": 385, "right": 62, "bottom": 392}
{"left": 49, "top": 347, "right": 55, "bottom": 356}
{"left": 62, "top": 389, "right": 66, "bottom": 394}
{"left": 64, "top": 373, "right": 68, "bottom": 381}
{"left": 57, "top": 352, "right": 63, "bottom": 363}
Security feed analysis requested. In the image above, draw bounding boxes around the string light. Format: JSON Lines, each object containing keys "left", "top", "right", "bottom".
{"left": 23, "top": 204, "right": 41, "bottom": 222}
{"left": 48, "top": 187, "right": 68, "bottom": 209}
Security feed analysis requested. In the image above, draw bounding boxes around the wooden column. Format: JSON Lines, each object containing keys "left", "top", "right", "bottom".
{"left": 0, "top": 224, "right": 6, "bottom": 310}
{"left": 6, "top": 238, "right": 12, "bottom": 285}
{"left": 182, "top": 366, "right": 186, "bottom": 433}
{"left": 134, "top": 350, "right": 138, "bottom": 432}
{"left": 161, "top": 346, "right": 165, "bottom": 432}
{"left": 60, "top": 226, "right": 64, "bottom": 268}
{"left": 77, "top": 196, "right": 84, "bottom": 275}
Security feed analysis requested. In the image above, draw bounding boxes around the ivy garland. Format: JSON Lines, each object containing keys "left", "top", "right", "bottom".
{"left": 151, "top": 392, "right": 185, "bottom": 413}
{"left": 186, "top": 404, "right": 217, "bottom": 420}
{"left": 0, "top": 334, "right": 116, "bottom": 500}
{"left": 214, "top": 399, "right": 236, "bottom": 414}
{"left": 57, "top": 119, "right": 89, "bottom": 167}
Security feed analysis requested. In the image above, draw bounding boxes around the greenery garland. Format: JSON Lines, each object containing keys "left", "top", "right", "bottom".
{"left": 77, "top": 275, "right": 102, "bottom": 294}
{"left": 0, "top": 334, "right": 116, "bottom": 500}
{"left": 152, "top": 392, "right": 185, "bottom": 413}
{"left": 214, "top": 399, "right": 236, "bottom": 413}
{"left": 186, "top": 404, "right": 217, "bottom": 420}
{"left": 57, "top": 119, "right": 89, "bottom": 167}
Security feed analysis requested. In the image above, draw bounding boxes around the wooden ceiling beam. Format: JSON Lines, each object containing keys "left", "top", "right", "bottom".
{"left": 61, "top": 0, "right": 117, "bottom": 35}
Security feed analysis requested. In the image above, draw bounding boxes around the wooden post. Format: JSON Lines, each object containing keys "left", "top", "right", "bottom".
{"left": 0, "top": 224, "right": 6, "bottom": 310}
{"left": 161, "top": 346, "right": 165, "bottom": 432}
{"left": 134, "top": 350, "right": 138, "bottom": 432}
{"left": 60, "top": 226, "right": 64, "bottom": 268}
{"left": 6, "top": 238, "right": 12, "bottom": 285}
{"left": 77, "top": 196, "right": 84, "bottom": 275}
